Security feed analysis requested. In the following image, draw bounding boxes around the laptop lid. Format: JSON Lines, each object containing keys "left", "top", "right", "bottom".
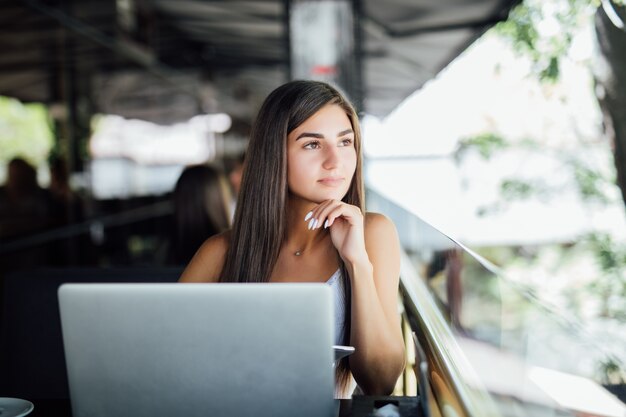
{"left": 58, "top": 283, "right": 335, "bottom": 417}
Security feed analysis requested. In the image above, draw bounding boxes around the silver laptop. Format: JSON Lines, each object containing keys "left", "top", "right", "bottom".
{"left": 58, "top": 283, "right": 336, "bottom": 417}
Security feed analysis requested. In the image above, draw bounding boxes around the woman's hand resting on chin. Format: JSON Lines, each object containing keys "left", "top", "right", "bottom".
{"left": 305, "top": 199, "right": 369, "bottom": 265}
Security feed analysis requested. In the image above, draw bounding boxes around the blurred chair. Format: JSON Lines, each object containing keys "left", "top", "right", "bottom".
{"left": 0, "top": 267, "right": 181, "bottom": 402}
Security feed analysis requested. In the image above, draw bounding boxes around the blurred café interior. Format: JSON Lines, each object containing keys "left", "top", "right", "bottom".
{"left": 1, "top": 0, "right": 625, "bottom": 416}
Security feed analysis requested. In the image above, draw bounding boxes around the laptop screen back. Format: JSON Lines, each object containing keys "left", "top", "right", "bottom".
{"left": 58, "top": 283, "right": 335, "bottom": 417}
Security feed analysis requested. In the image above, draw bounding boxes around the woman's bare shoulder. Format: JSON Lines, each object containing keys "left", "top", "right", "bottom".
{"left": 364, "top": 212, "right": 397, "bottom": 236}
{"left": 363, "top": 211, "right": 401, "bottom": 275}
{"left": 179, "top": 230, "right": 231, "bottom": 282}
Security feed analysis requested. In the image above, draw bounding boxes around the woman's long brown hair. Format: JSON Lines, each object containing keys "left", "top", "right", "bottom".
{"left": 219, "top": 80, "right": 364, "bottom": 396}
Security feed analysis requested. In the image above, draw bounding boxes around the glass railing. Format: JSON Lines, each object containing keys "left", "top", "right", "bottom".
{"left": 367, "top": 187, "right": 626, "bottom": 417}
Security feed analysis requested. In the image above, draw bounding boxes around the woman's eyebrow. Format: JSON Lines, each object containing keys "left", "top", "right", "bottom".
{"left": 337, "top": 129, "right": 353, "bottom": 137}
{"left": 295, "top": 129, "right": 354, "bottom": 141}
{"left": 295, "top": 132, "right": 324, "bottom": 140}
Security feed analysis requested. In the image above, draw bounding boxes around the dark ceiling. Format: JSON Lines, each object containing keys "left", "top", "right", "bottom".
{"left": 0, "top": 0, "right": 520, "bottom": 124}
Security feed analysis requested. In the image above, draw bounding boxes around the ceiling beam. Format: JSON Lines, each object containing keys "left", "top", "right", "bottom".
{"left": 22, "top": 0, "right": 203, "bottom": 105}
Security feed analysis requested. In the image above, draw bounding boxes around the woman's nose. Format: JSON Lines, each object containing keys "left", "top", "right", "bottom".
{"left": 322, "top": 146, "right": 340, "bottom": 169}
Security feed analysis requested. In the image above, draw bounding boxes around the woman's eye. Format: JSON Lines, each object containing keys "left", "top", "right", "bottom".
{"left": 304, "top": 141, "right": 321, "bottom": 149}
{"left": 339, "top": 138, "right": 353, "bottom": 147}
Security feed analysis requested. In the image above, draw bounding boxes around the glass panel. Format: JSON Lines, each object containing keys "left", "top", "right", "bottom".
{"left": 367, "top": 187, "right": 626, "bottom": 417}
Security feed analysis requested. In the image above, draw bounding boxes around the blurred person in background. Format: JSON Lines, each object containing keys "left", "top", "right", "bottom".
{"left": 224, "top": 151, "right": 246, "bottom": 219}
{"left": 170, "top": 164, "right": 233, "bottom": 265}
{"left": 227, "top": 152, "right": 245, "bottom": 197}
{"left": 0, "top": 157, "right": 53, "bottom": 239}
{"left": 0, "top": 157, "right": 56, "bottom": 273}
{"left": 45, "top": 156, "right": 86, "bottom": 266}
{"left": 48, "top": 157, "right": 83, "bottom": 225}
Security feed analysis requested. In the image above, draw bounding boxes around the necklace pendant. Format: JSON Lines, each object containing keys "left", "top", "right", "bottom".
{"left": 294, "top": 250, "right": 302, "bottom": 256}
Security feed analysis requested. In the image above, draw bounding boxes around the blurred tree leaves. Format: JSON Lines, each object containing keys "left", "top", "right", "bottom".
{"left": 495, "top": 0, "right": 625, "bottom": 81}
{"left": 462, "top": 0, "right": 626, "bottom": 385}
{"left": 0, "top": 96, "right": 54, "bottom": 166}
{"left": 456, "top": 133, "right": 508, "bottom": 160}
{"left": 500, "top": 178, "right": 542, "bottom": 199}
{"left": 585, "top": 232, "right": 626, "bottom": 319}
{"left": 571, "top": 159, "right": 612, "bottom": 202}
{"left": 496, "top": 0, "right": 626, "bottom": 208}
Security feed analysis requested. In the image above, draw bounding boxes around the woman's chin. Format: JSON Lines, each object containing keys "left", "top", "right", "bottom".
{"left": 316, "top": 187, "right": 348, "bottom": 200}
{"left": 288, "top": 189, "right": 348, "bottom": 204}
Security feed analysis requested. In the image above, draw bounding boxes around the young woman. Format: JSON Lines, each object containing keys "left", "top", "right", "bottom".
{"left": 180, "top": 80, "right": 405, "bottom": 397}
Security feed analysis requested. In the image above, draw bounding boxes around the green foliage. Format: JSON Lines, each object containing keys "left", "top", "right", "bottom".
{"left": 585, "top": 232, "right": 626, "bottom": 319}
{"left": 598, "top": 357, "right": 625, "bottom": 384}
{"left": 500, "top": 178, "right": 541, "bottom": 199}
{"left": 497, "top": 3, "right": 540, "bottom": 53}
{"left": 571, "top": 160, "right": 611, "bottom": 203}
{"left": 474, "top": 157, "right": 615, "bottom": 215}
{"left": 0, "top": 96, "right": 54, "bottom": 165}
{"left": 458, "top": 129, "right": 616, "bottom": 213}
{"left": 495, "top": 0, "right": 599, "bottom": 82}
{"left": 475, "top": 177, "right": 552, "bottom": 216}
{"left": 587, "top": 233, "right": 623, "bottom": 274}
{"left": 456, "top": 133, "right": 508, "bottom": 159}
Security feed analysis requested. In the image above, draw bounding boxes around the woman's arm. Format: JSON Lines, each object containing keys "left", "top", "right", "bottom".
{"left": 179, "top": 231, "right": 229, "bottom": 282}
{"left": 306, "top": 201, "right": 405, "bottom": 394}
{"left": 347, "top": 212, "right": 405, "bottom": 395}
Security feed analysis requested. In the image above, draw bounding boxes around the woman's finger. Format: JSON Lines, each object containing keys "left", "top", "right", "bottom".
{"left": 304, "top": 199, "right": 335, "bottom": 230}
{"left": 312, "top": 200, "right": 345, "bottom": 229}
{"left": 324, "top": 203, "right": 362, "bottom": 229}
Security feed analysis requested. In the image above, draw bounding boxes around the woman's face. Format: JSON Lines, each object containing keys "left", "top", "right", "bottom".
{"left": 286, "top": 104, "right": 357, "bottom": 203}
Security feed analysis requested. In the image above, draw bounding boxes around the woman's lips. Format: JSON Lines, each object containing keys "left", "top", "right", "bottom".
{"left": 318, "top": 177, "right": 345, "bottom": 186}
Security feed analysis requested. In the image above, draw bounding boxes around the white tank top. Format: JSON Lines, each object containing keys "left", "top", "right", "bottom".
{"left": 327, "top": 268, "right": 358, "bottom": 397}
{"left": 326, "top": 269, "right": 347, "bottom": 345}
